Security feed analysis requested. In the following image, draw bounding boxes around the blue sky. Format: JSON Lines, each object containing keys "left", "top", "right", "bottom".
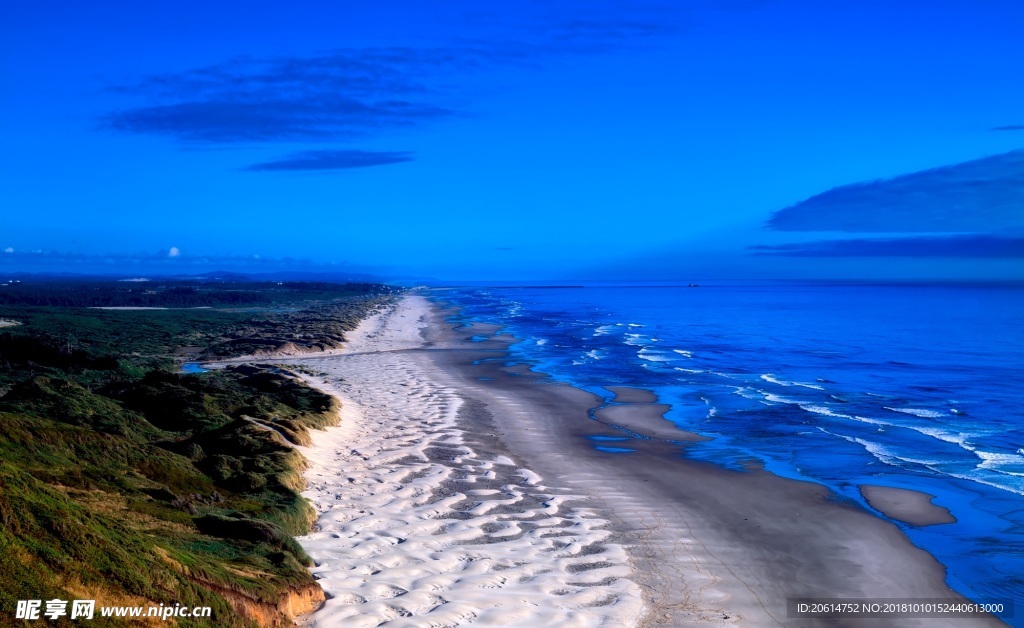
{"left": 1, "top": 0, "right": 1022, "bottom": 281}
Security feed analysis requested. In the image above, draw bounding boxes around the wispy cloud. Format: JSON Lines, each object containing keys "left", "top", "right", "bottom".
{"left": 244, "top": 149, "right": 414, "bottom": 172}
{"left": 103, "top": 93, "right": 453, "bottom": 144}
{"left": 768, "top": 150, "right": 1024, "bottom": 233}
{"left": 750, "top": 235, "right": 1024, "bottom": 258}
{"left": 100, "top": 12, "right": 678, "bottom": 146}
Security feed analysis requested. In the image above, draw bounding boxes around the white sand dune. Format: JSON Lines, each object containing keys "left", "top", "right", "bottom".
{"left": 294, "top": 297, "right": 644, "bottom": 626}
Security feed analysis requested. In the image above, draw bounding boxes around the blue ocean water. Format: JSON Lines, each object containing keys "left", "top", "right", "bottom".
{"left": 437, "top": 283, "right": 1024, "bottom": 622}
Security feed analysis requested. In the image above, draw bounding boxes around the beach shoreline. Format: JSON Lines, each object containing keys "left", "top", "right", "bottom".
{"left": 289, "top": 294, "right": 1002, "bottom": 627}
{"left": 291, "top": 297, "right": 646, "bottom": 626}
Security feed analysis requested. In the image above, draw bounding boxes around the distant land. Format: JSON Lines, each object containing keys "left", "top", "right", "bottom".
{"left": 0, "top": 269, "right": 391, "bottom": 284}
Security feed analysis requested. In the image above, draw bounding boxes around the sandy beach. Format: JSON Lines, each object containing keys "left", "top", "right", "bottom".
{"left": 292, "top": 297, "right": 644, "bottom": 626}
{"left": 288, "top": 295, "right": 1003, "bottom": 627}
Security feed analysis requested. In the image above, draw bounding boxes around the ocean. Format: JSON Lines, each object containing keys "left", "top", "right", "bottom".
{"left": 436, "top": 283, "right": 1024, "bottom": 623}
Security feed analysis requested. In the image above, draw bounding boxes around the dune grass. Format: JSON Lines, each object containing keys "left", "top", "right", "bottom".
{"left": 0, "top": 280, "right": 395, "bottom": 625}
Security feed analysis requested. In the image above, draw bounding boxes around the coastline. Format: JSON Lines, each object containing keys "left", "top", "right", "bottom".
{"left": 292, "top": 297, "right": 645, "bottom": 625}
{"left": 288, "top": 294, "right": 1003, "bottom": 626}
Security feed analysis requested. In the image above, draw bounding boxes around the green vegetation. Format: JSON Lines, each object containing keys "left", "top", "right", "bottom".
{"left": 0, "top": 279, "right": 397, "bottom": 625}
{"left": 0, "top": 280, "right": 400, "bottom": 387}
{"left": 0, "top": 279, "right": 387, "bottom": 308}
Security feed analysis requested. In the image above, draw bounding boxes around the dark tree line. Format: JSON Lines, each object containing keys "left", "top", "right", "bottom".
{"left": 0, "top": 280, "right": 396, "bottom": 308}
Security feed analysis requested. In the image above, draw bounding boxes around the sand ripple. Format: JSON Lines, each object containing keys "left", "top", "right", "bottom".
{"left": 295, "top": 298, "right": 644, "bottom": 626}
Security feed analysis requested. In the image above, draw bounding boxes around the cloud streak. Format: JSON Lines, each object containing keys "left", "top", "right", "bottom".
{"left": 768, "top": 151, "right": 1024, "bottom": 233}
{"left": 103, "top": 94, "right": 453, "bottom": 144}
{"left": 244, "top": 149, "right": 414, "bottom": 171}
{"left": 100, "top": 13, "right": 677, "bottom": 145}
{"left": 750, "top": 235, "right": 1024, "bottom": 258}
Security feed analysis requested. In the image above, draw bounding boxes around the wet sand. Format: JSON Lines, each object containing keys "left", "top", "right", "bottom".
{"left": 860, "top": 485, "right": 957, "bottom": 526}
{"left": 593, "top": 404, "right": 710, "bottom": 443}
{"left": 606, "top": 387, "right": 659, "bottom": 404}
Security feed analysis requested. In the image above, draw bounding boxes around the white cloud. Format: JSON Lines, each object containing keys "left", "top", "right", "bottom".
{"left": 168, "top": 246, "right": 181, "bottom": 257}
{"left": 3, "top": 247, "right": 12, "bottom": 253}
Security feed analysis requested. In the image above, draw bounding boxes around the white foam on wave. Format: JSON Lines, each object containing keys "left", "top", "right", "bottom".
{"left": 976, "top": 451, "right": 1024, "bottom": 477}
{"left": 593, "top": 325, "right": 615, "bottom": 336}
{"left": 672, "top": 349, "right": 694, "bottom": 358}
{"left": 637, "top": 347, "right": 671, "bottom": 362}
{"left": 849, "top": 415, "right": 893, "bottom": 427}
{"left": 930, "top": 467, "right": 1024, "bottom": 496}
{"left": 623, "top": 333, "right": 645, "bottom": 347}
{"left": 760, "top": 392, "right": 857, "bottom": 420}
{"left": 674, "top": 367, "right": 704, "bottom": 374}
{"left": 848, "top": 416, "right": 987, "bottom": 463}
{"left": 711, "top": 371, "right": 741, "bottom": 380}
{"left": 817, "top": 428, "right": 899, "bottom": 465}
{"left": 884, "top": 407, "right": 947, "bottom": 419}
{"left": 760, "top": 374, "right": 825, "bottom": 390}
{"left": 799, "top": 405, "right": 852, "bottom": 419}
{"left": 817, "top": 428, "right": 945, "bottom": 467}
{"left": 535, "top": 338, "right": 548, "bottom": 346}
{"left": 907, "top": 425, "right": 974, "bottom": 449}
{"left": 847, "top": 415, "right": 978, "bottom": 453}
{"left": 821, "top": 427, "right": 1024, "bottom": 496}
{"left": 761, "top": 392, "right": 800, "bottom": 405}
{"left": 732, "top": 386, "right": 765, "bottom": 401}
{"left": 627, "top": 323, "right": 644, "bottom": 328}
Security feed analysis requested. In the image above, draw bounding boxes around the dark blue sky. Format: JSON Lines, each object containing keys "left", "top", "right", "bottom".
{"left": 2, "top": 0, "right": 1022, "bottom": 280}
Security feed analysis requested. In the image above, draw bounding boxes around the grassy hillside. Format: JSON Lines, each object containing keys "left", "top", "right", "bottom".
{"left": 0, "top": 280, "right": 396, "bottom": 625}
